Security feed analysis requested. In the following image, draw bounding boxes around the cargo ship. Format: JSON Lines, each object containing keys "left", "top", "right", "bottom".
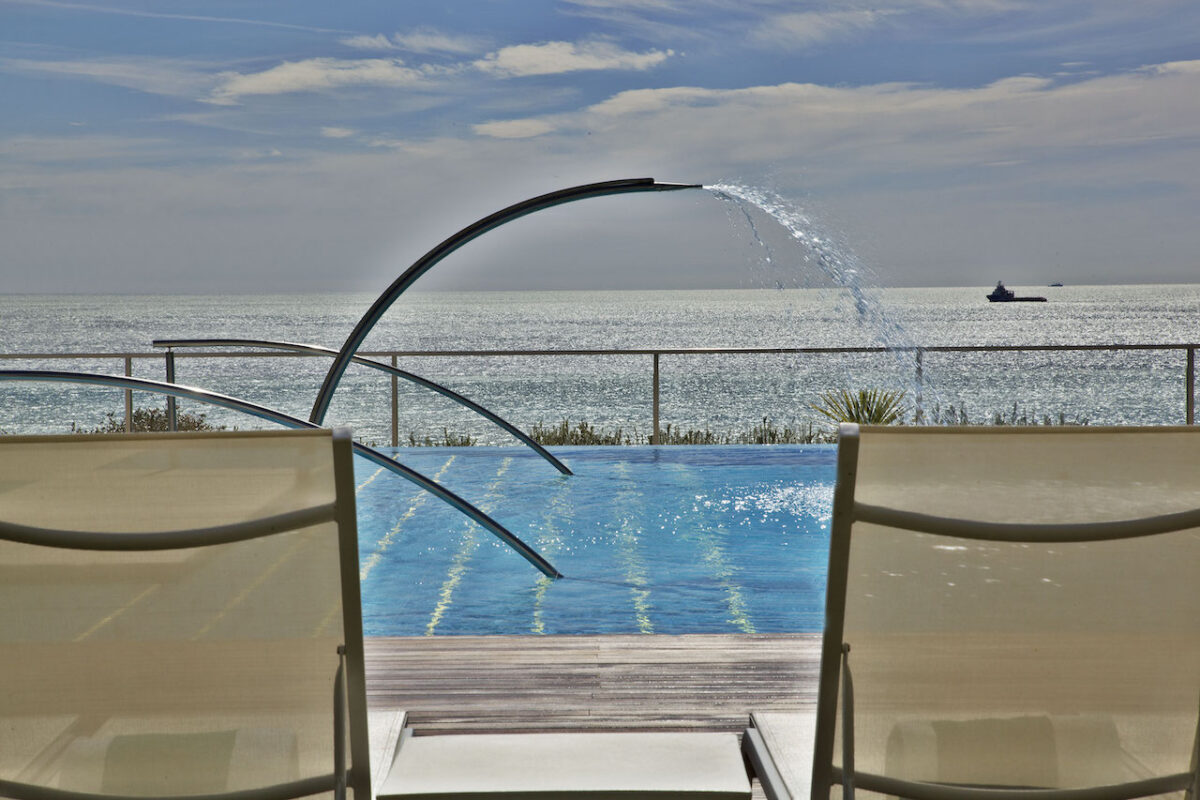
{"left": 987, "top": 281, "right": 1046, "bottom": 302}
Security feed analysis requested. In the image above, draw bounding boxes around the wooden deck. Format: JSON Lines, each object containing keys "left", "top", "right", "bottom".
{"left": 364, "top": 633, "right": 822, "bottom": 735}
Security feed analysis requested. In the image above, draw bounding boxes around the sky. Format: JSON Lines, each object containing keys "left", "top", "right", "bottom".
{"left": 3, "top": 0, "right": 1199, "bottom": 293}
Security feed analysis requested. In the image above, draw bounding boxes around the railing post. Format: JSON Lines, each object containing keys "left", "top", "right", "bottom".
{"left": 1187, "top": 346, "right": 1195, "bottom": 426}
{"left": 914, "top": 348, "right": 924, "bottom": 424}
{"left": 124, "top": 356, "right": 133, "bottom": 433}
{"left": 652, "top": 352, "right": 661, "bottom": 445}
{"left": 164, "top": 349, "right": 177, "bottom": 432}
{"left": 391, "top": 354, "right": 400, "bottom": 447}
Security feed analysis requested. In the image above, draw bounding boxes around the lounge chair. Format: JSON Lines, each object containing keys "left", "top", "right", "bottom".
{"left": 0, "top": 427, "right": 749, "bottom": 800}
{"left": 0, "top": 428, "right": 372, "bottom": 800}
{"left": 745, "top": 424, "right": 1200, "bottom": 800}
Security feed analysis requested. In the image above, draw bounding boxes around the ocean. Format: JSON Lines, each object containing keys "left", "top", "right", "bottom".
{"left": 1, "top": 284, "right": 1197, "bottom": 441}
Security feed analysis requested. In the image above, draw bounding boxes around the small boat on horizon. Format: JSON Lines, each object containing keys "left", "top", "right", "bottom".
{"left": 987, "top": 281, "right": 1046, "bottom": 302}
{"left": 1049, "top": 282, "right": 1064, "bottom": 287}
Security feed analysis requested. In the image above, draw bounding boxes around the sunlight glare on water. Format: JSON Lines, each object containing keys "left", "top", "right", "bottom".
{"left": 354, "top": 445, "right": 836, "bottom": 636}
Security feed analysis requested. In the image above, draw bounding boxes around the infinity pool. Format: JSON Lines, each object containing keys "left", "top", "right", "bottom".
{"left": 354, "top": 445, "right": 836, "bottom": 636}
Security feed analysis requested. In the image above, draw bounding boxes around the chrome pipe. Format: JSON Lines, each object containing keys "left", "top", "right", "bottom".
{"left": 151, "top": 338, "right": 572, "bottom": 475}
{"left": 309, "top": 178, "right": 703, "bottom": 425}
{"left": 0, "top": 370, "right": 562, "bottom": 578}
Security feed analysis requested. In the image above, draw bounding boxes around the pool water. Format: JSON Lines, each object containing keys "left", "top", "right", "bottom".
{"left": 354, "top": 445, "right": 836, "bottom": 636}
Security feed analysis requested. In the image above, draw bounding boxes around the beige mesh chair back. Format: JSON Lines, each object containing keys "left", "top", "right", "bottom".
{"left": 0, "top": 428, "right": 369, "bottom": 800}
{"left": 813, "top": 424, "right": 1200, "bottom": 800}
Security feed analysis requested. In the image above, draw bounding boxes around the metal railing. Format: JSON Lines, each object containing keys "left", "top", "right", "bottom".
{"left": 2, "top": 343, "right": 1196, "bottom": 440}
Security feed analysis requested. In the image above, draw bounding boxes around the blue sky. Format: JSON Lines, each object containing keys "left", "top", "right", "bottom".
{"left": 3, "top": 0, "right": 1199, "bottom": 292}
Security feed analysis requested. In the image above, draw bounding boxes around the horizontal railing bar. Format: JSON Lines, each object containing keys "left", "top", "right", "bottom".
{"left": 0, "top": 352, "right": 166, "bottom": 360}
{"left": 0, "top": 351, "right": 308, "bottom": 360}
{"left": 4, "top": 339, "right": 1195, "bottom": 453}
{"left": 366, "top": 343, "right": 1200, "bottom": 356}
{"left": 6, "top": 344, "right": 1199, "bottom": 360}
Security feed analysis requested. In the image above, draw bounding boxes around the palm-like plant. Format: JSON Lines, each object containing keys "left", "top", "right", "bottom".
{"left": 811, "top": 388, "right": 908, "bottom": 425}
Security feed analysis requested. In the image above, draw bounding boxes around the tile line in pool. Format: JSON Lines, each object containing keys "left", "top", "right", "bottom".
{"left": 359, "top": 454, "right": 456, "bottom": 582}
{"left": 529, "top": 481, "right": 574, "bottom": 635}
{"left": 613, "top": 462, "right": 654, "bottom": 634}
{"left": 355, "top": 466, "right": 386, "bottom": 495}
{"left": 425, "top": 457, "right": 512, "bottom": 635}
{"left": 666, "top": 462, "right": 756, "bottom": 634}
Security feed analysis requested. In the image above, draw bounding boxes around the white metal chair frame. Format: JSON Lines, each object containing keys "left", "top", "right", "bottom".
{"left": 811, "top": 423, "right": 1200, "bottom": 800}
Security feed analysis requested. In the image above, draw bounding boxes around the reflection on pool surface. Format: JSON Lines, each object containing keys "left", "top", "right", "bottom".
{"left": 354, "top": 445, "right": 835, "bottom": 636}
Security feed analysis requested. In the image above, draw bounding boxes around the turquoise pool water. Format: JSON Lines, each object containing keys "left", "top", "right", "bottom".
{"left": 354, "top": 445, "right": 836, "bottom": 636}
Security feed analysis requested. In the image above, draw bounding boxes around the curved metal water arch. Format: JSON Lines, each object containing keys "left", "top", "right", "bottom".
{"left": 151, "top": 338, "right": 572, "bottom": 475}
{"left": 7, "top": 179, "right": 700, "bottom": 579}
{"left": 309, "top": 177, "right": 702, "bottom": 425}
{"left": 0, "top": 370, "right": 562, "bottom": 578}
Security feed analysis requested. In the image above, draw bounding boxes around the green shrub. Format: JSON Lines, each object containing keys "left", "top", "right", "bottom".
{"left": 406, "top": 428, "right": 477, "bottom": 447}
{"left": 401, "top": 418, "right": 833, "bottom": 447}
{"left": 79, "top": 407, "right": 223, "bottom": 434}
{"left": 528, "top": 419, "right": 638, "bottom": 446}
{"left": 927, "top": 401, "right": 1089, "bottom": 427}
{"left": 811, "top": 388, "right": 908, "bottom": 425}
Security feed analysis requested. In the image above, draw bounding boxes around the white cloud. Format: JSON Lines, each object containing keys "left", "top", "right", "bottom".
{"left": 1143, "top": 60, "right": 1200, "bottom": 76}
{"left": 750, "top": 10, "right": 895, "bottom": 47}
{"left": 209, "top": 58, "right": 429, "bottom": 104}
{"left": 2, "top": 56, "right": 214, "bottom": 98}
{"left": 340, "top": 28, "right": 485, "bottom": 55}
{"left": 340, "top": 34, "right": 396, "bottom": 50}
{"left": 468, "top": 59, "right": 1200, "bottom": 177}
{"left": 473, "top": 41, "right": 672, "bottom": 77}
{"left": 392, "top": 28, "right": 486, "bottom": 55}
{"left": 585, "top": 85, "right": 717, "bottom": 115}
{"left": 472, "top": 119, "right": 557, "bottom": 138}
{"left": 321, "top": 127, "right": 356, "bottom": 138}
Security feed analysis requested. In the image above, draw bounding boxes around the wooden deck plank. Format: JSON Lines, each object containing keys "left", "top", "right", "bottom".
{"left": 364, "top": 633, "right": 821, "bottom": 735}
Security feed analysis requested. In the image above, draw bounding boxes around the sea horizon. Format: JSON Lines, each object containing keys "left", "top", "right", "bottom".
{"left": 3, "top": 279, "right": 1198, "bottom": 297}
{"left": 2, "top": 284, "right": 1197, "bottom": 440}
